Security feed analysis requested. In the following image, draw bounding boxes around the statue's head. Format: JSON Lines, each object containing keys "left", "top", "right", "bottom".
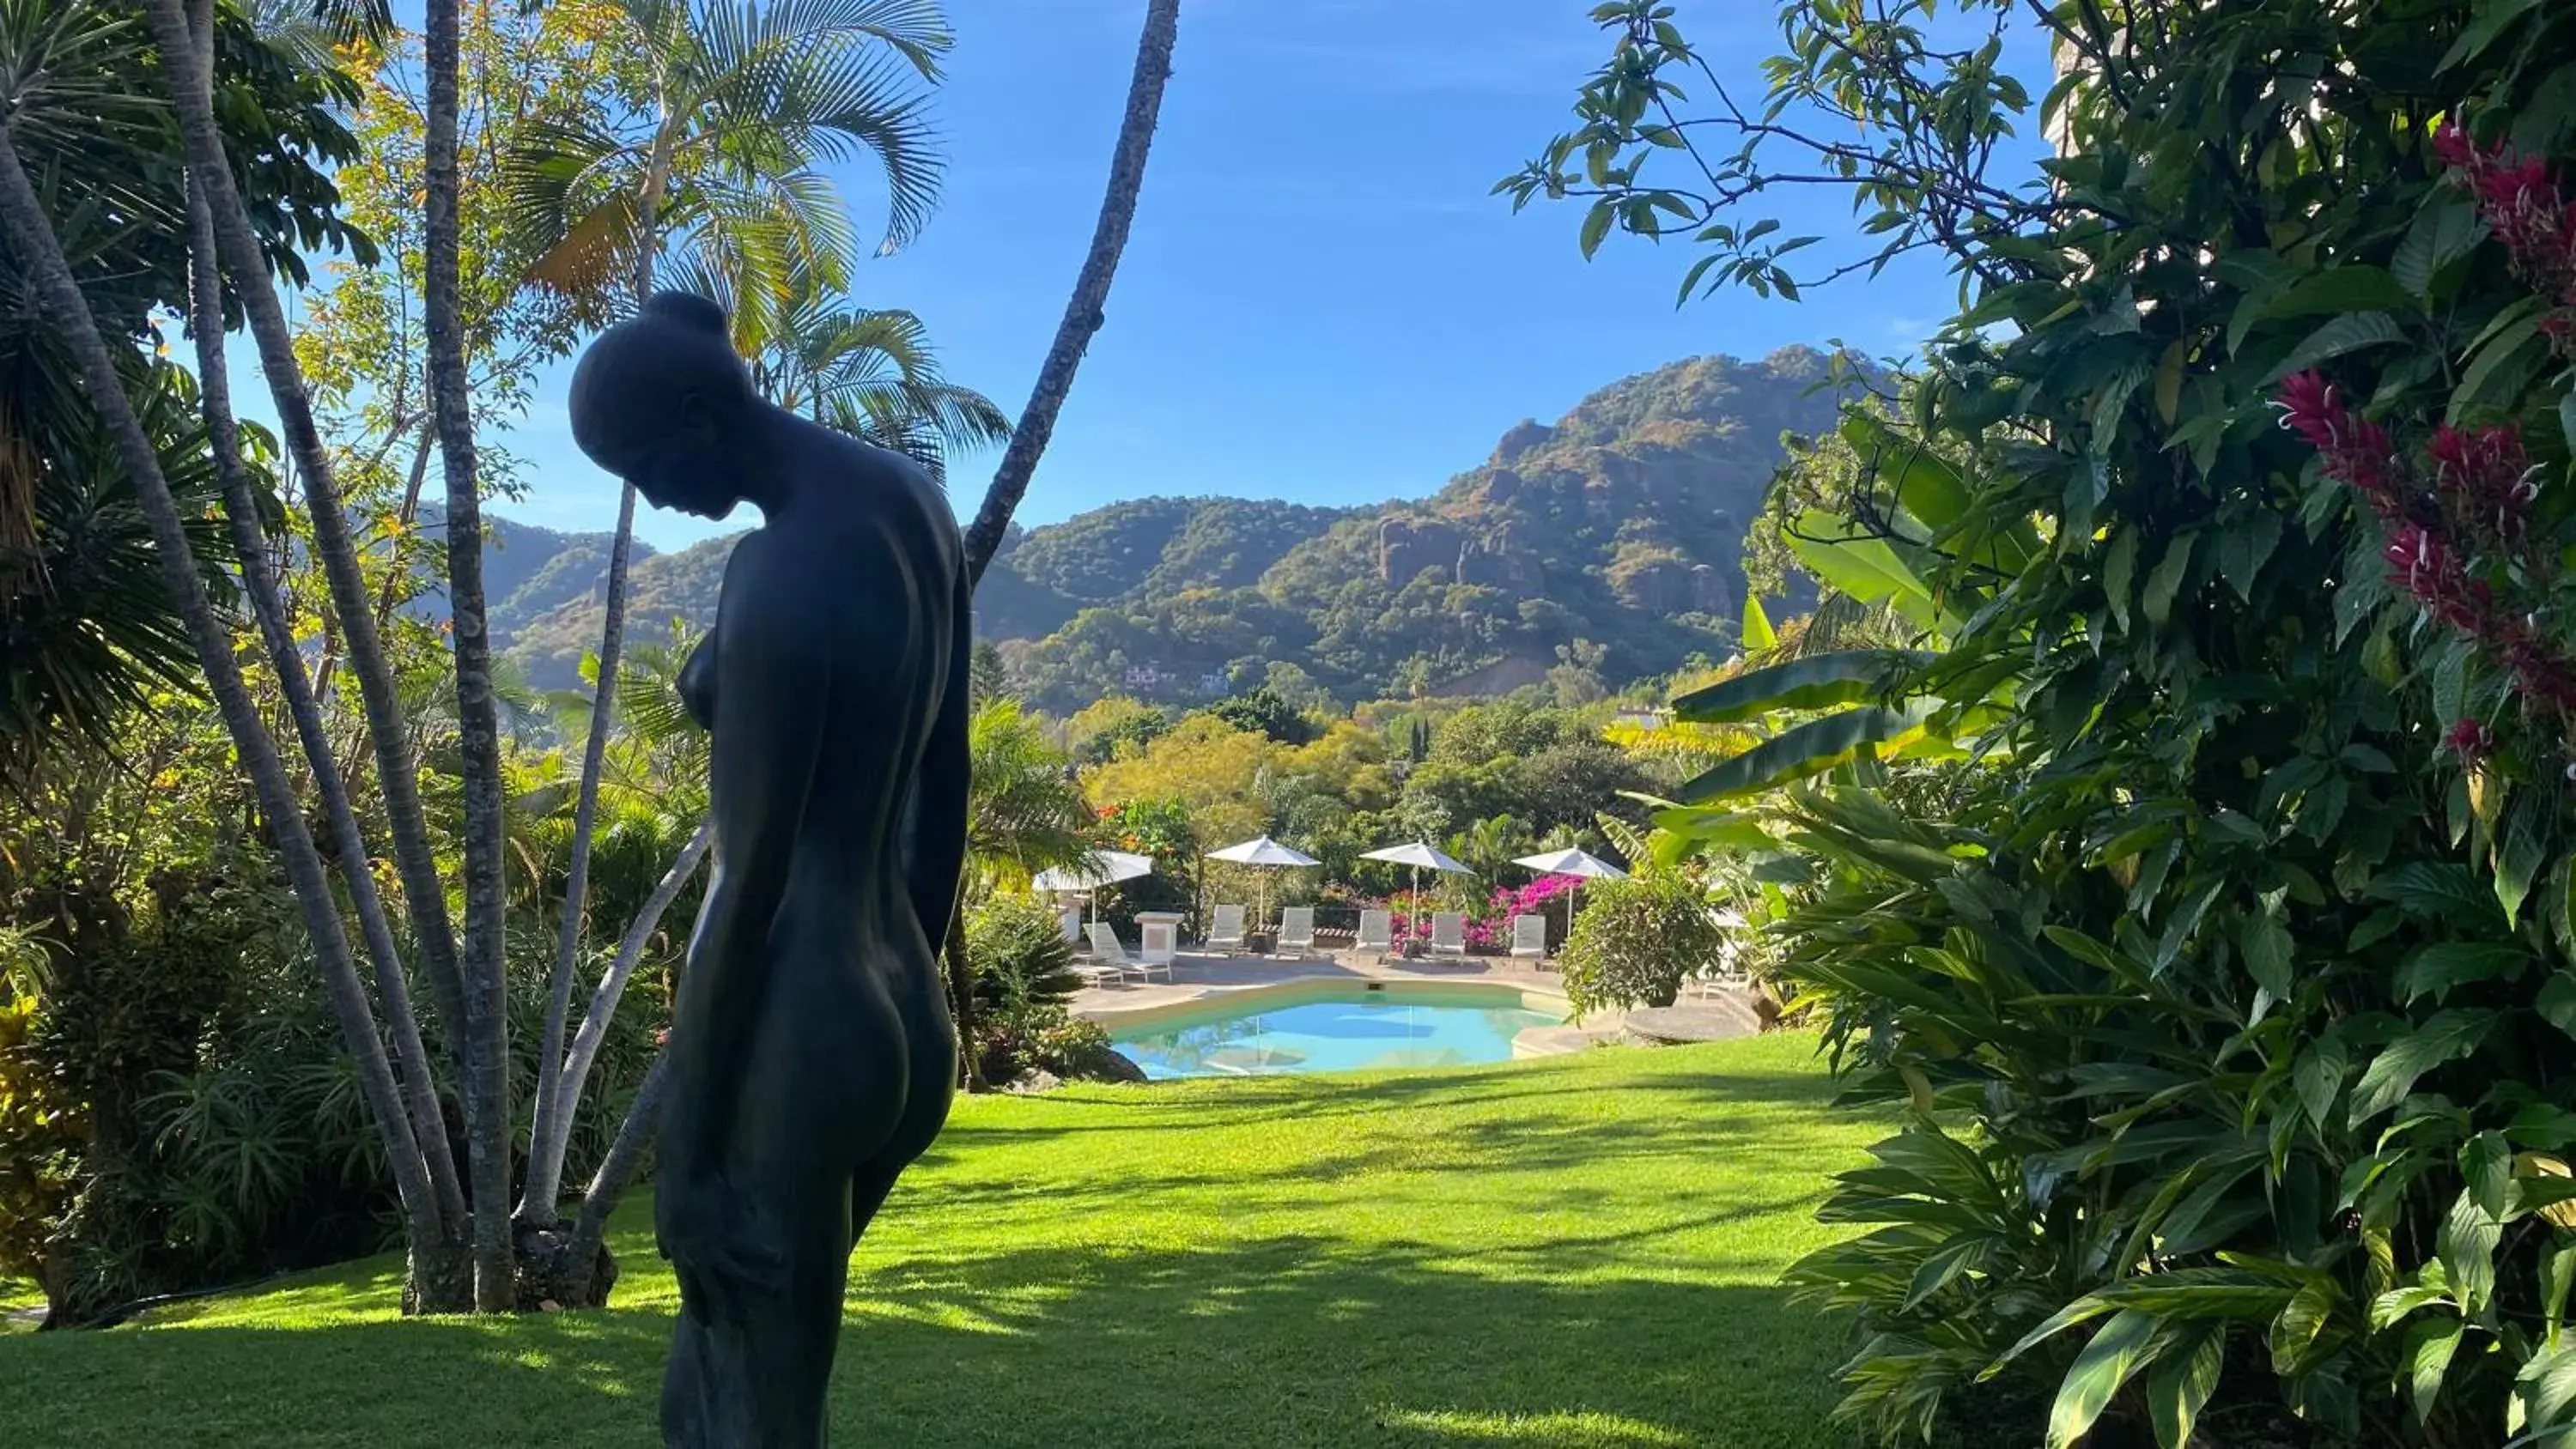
{"left": 568, "top": 291, "right": 760, "bottom": 520}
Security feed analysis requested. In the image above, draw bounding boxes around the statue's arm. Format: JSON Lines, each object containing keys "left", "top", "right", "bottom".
{"left": 905, "top": 566, "right": 973, "bottom": 949}
{"left": 661, "top": 544, "right": 825, "bottom": 1181}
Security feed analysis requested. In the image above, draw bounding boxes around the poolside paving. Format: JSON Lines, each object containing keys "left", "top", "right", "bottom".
{"left": 1069, "top": 947, "right": 1629, "bottom": 1058}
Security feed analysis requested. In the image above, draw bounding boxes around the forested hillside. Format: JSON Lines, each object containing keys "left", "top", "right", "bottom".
{"left": 489, "top": 346, "right": 1857, "bottom": 699}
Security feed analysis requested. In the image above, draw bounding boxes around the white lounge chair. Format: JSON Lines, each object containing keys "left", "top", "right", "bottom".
{"left": 1206, "top": 903, "right": 1248, "bottom": 951}
{"left": 1082, "top": 924, "right": 1137, "bottom": 987}
{"left": 1430, "top": 912, "right": 1467, "bottom": 957}
{"left": 1509, "top": 913, "right": 1546, "bottom": 961}
{"left": 1059, "top": 906, "right": 1084, "bottom": 946}
{"left": 1356, "top": 909, "right": 1393, "bottom": 955}
{"left": 1134, "top": 920, "right": 1177, "bottom": 983}
{"left": 1277, "top": 906, "right": 1315, "bottom": 956}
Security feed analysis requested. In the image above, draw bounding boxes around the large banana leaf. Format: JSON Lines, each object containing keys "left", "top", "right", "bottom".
{"left": 1678, "top": 698, "right": 1946, "bottom": 803}
{"left": 1788, "top": 513, "right": 1966, "bottom": 636}
{"left": 1673, "top": 649, "right": 1935, "bottom": 724}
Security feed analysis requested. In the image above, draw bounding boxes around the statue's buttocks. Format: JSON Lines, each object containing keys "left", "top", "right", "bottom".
{"left": 567, "top": 292, "right": 971, "bottom": 1447}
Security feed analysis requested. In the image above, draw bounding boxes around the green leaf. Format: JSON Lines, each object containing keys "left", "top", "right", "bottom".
{"left": 2239, "top": 912, "right": 2294, "bottom": 997}
{"left": 2437, "top": 0, "right": 2546, "bottom": 72}
{"left": 1577, "top": 200, "right": 1615, "bottom": 258}
{"left": 2048, "top": 1310, "right": 2160, "bottom": 1449}
{"left": 2393, "top": 196, "right": 2488, "bottom": 300}
{"left": 1675, "top": 700, "right": 1943, "bottom": 803}
{"left": 1740, "top": 590, "right": 1777, "bottom": 652}
{"left": 2366, "top": 863, "right": 2506, "bottom": 927}
{"left": 2269, "top": 1276, "right": 2339, "bottom": 1376}
{"left": 2104, "top": 527, "right": 2138, "bottom": 632}
{"left": 2294, "top": 1038, "right": 2348, "bottom": 1132}
{"left": 2466, "top": 1131, "right": 2514, "bottom": 1220}
{"left": 2264, "top": 311, "right": 2405, "bottom": 382}
{"left": 2397, "top": 942, "right": 2531, "bottom": 1005}
{"left": 2438, "top": 1187, "right": 2502, "bottom": 1314}
{"left": 2148, "top": 1323, "right": 2224, "bottom": 1449}
{"left": 2350, "top": 1009, "right": 2497, "bottom": 1122}
{"left": 2217, "top": 512, "right": 2283, "bottom": 604}
{"left": 2451, "top": 312, "right": 2548, "bottom": 421}
{"left": 2260, "top": 265, "right": 2411, "bottom": 319}
{"left": 1787, "top": 514, "right": 1951, "bottom": 632}
{"left": 2406, "top": 1317, "right": 2465, "bottom": 1428}
{"left": 2142, "top": 533, "right": 2197, "bottom": 627}
{"left": 2538, "top": 972, "right": 2576, "bottom": 1040}
{"left": 2500, "top": 803, "right": 2549, "bottom": 926}
{"left": 1670, "top": 650, "right": 1932, "bottom": 724}
{"left": 2561, "top": 391, "right": 2576, "bottom": 455}
{"left": 1839, "top": 409, "right": 1972, "bottom": 530}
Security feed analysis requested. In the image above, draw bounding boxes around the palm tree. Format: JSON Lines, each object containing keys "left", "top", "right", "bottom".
{"left": 715, "top": 261, "right": 1010, "bottom": 484}
{"left": 505, "top": 0, "right": 955, "bottom": 1233}
{"left": 966, "top": 698, "right": 1097, "bottom": 896}
{"left": 126, "top": 0, "right": 497, "bottom": 1305}
{"left": 0, "top": 20, "right": 459, "bottom": 1312}
{"left": 961, "top": 0, "right": 1182, "bottom": 581}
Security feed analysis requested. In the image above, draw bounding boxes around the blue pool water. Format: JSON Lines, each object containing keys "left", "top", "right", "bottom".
{"left": 1109, "top": 987, "right": 1561, "bottom": 1079}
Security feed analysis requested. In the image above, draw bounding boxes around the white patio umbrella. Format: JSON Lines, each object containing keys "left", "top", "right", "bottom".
{"left": 1205, "top": 835, "right": 1321, "bottom": 934}
{"left": 1512, "top": 846, "right": 1630, "bottom": 943}
{"left": 1031, "top": 849, "right": 1155, "bottom": 926}
{"left": 1358, "top": 840, "right": 1474, "bottom": 925}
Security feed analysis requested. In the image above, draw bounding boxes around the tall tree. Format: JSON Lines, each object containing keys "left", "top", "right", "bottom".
{"left": 961, "top": 0, "right": 1181, "bottom": 582}
{"left": 422, "top": 0, "right": 513, "bottom": 1308}
{"left": 0, "top": 9, "right": 459, "bottom": 1305}
{"left": 505, "top": 0, "right": 954, "bottom": 1233}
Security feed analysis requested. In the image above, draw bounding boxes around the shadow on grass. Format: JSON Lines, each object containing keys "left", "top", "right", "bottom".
{"left": 0, "top": 1237, "right": 1855, "bottom": 1449}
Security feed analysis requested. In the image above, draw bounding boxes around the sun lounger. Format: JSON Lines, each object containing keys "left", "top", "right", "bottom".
{"left": 1509, "top": 913, "right": 1546, "bottom": 961}
{"left": 1430, "top": 912, "right": 1467, "bottom": 957}
{"left": 1206, "top": 903, "right": 1247, "bottom": 950}
{"left": 1082, "top": 924, "right": 1137, "bottom": 987}
{"left": 1357, "top": 909, "right": 1393, "bottom": 955}
{"left": 1277, "top": 906, "right": 1315, "bottom": 956}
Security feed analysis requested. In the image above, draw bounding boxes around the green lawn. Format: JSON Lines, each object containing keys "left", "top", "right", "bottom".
{"left": 0, "top": 1034, "right": 1883, "bottom": 1448}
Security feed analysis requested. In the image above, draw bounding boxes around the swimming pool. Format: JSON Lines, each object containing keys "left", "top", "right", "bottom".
{"left": 1106, "top": 983, "right": 1565, "bottom": 1079}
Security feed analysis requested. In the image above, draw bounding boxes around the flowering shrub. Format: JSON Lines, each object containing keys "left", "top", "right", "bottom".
{"left": 1378, "top": 874, "right": 1583, "bottom": 952}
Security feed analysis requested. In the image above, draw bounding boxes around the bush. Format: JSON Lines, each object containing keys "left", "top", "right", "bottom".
{"left": 966, "top": 894, "right": 1081, "bottom": 1018}
{"left": 963, "top": 895, "right": 1103, "bottom": 1085}
{"left": 1554, "top": 870, "right": 1722, "bottom": 1019}
{"left": 1533, "top": 1, "right": 2576, "bottom": 1443}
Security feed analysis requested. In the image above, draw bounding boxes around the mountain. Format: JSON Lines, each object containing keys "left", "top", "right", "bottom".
{"left": 489, "top": 345, "right": 1859, "bottom": 702}
{"left": 405, "top": 512, "right": 659, "bottom": 659}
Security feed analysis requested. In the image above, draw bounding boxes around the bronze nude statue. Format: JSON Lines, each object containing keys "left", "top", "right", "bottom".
{"left": 567, "top": 290, "right": 970, "bottom": 1446}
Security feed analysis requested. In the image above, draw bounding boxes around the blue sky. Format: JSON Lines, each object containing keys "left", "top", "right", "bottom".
{"left": 236, "top": 0, "right": 2054, "bottom": 553}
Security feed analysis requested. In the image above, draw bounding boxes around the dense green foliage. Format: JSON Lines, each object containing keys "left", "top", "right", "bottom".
{"left": 1529, "top": 0, "right": 2576, "bottom": 1445}
{"left": 0, "top": 1036, "right": 1882, "bottom": 1446}
{"left": 0, "top": 0, "right": 369, "bottom": 778}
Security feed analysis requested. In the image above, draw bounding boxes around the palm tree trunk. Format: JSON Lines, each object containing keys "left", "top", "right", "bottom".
{"left": 523, "top": 480, "right": 637, "bottom": 1228}
{"left": 948, "top": 900, "right": 984, "bottom": 1092}
{"left": 184, "top": 136, "right": 470, "bottom": 1248}
{"left": 526, "top": 148, "right": 667, "bottom": 1226}
{"left": 422, "top": 0, "right": 516, "bottom": 1312}
{"left": 134, "top": 0, "right": 477, "bottom": 1151}
{"left": 521, "top": 815, "right": 708, "bottom": 1222}
{"left": 960, "top": 0, "right": 1181, "bottom": 581}
{"left": 563, "top": 1048, "right": 668, "bottom": 1297}
{"left": 0, "top": 120, "right": 452, "bottom": 1279}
